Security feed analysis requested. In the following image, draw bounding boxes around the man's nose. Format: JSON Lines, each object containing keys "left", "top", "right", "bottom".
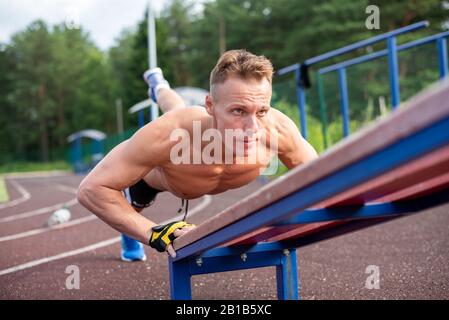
{"left": 243, "top": 115, "right": 259, "bottom": 136}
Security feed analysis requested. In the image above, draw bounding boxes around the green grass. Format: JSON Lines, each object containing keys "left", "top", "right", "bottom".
{"left": 0, "top": 161, "right": 71, "bottom": 174}
{"left": 0, "top": 177, "right": 9, "bottom": 203}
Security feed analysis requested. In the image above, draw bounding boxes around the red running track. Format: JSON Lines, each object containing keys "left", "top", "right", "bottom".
{"left": 0, "top": 173, "right": 448, "bottom": 299}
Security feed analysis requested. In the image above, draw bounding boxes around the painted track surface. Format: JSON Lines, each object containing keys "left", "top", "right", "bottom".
{"left": 0, "top": 173, "right": 447, "bottom": 299}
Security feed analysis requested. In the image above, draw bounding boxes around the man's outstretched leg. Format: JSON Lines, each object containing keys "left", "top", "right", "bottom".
{"left": 143, "top": 67, "right": 186, "bottom": 113}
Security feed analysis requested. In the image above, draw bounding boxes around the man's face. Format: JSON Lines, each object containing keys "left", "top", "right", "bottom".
{"left": 205, "top": 76, "right": 272, "bottom": 157}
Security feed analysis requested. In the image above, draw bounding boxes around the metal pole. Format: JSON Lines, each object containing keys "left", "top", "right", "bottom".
{"left": 147, "top": 0, "right": 159, "bottom": 121}
{"left": 115, "top": 98, "right": 124, "bottom": 135}
{"left": 437, "top": 38, "right": 448, "bottom": 79}
{"left": 148, "top": 0, "right": 157, "bottom": 69}
{"left": 150, "top": 101, "right": 159, "bottom": 121}
{"left": 317, "top": 73, "right": 329, "bottom": 149}
{"left": 387, "top": 37, "right": 400, "bottom": 109}
{"left": 295, "top": 67, "right": 307, "bottom": 139}
{"left": 138, "top": 110, "right": 145, "bottom": 128}
{"left": 338, "top": 68, "right": 350, "bottom": 137}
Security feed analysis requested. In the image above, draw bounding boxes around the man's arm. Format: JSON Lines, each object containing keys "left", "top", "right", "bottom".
{"left": 77, "top": 114, "right": 175, "bottom": 244}
{"left": 274, "top": 110, "right": 319, "bottom": 169}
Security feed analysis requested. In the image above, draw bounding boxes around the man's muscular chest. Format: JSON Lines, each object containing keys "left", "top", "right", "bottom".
{"left": 159, "top": 161, "right": 267, "bottom": 198}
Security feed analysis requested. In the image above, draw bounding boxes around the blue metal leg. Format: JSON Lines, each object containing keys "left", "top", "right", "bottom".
{"left": 387, "top": 36, "right": 400, "bottom": 109}
{"left": 276, "top": 249, "right": 299, "bottom": 300}
{"left": 338, "top": 67, "right": 350, "bottom": 137}
{"left": 169, "top": 258, "right": 192, "bottom": 299}
{"left": 295, "top": 68, "right": 308, "bottom": 139}
{"left": 168, "top": 244, "right": 301, "bottom": 300}
{"left": 138, "top": 110, "right": 145, "bottom": 128}
{"left": 437, "top": 38, "right": 448, "bottom": 79}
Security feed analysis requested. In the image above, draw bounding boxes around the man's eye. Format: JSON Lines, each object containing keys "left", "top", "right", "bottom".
{"left": 232, "top": 109, "right": 244, "bottom": 115}
{"left": 257, "top": 110, "right": 267, "bottom": 116}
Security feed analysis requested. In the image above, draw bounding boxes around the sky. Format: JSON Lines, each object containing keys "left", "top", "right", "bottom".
{"left": 0, "top": 0, "right": 171, "bottom": 51}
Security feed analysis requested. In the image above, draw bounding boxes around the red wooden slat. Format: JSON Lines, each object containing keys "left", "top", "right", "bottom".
{"left": 224, "top": 161, "right": 449, "bottom": 246}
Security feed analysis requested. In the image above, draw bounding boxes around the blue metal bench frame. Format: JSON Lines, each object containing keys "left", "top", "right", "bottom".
{"left": 169, "top": 188, "right": 449, "bottom": 300}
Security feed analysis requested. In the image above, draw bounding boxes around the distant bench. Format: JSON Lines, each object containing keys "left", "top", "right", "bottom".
{"left": 169, "top": 81, "right": 449, "bottom": 300}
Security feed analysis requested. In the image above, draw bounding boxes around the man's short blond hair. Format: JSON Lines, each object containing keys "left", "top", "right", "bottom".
{"left": 210, "top": 49, "right": 274, "bottom": 99}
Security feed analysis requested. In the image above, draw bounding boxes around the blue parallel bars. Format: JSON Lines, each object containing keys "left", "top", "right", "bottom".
{"left": 276, "top": 22, "right": 429, "bottom": 76}
{"left": 387, "top": 37, "right": 400, "bottom": 108}
{"left": 438, "top": 37, "right": 448, "bottom": 78}
{"left": 337, "top": 68, "right": 350, "bottom": 137}
{"left": 295, "top": 68, "right": 307, "bottom": 139}
{"left": 319, "top": 31, "right": 449, "bottom": 137}
{"left": 319, "top": 31, "right": 449, "bottom": 75}
{"left": 277, "top": 21, "right": 449, "bottom": 140}
{"left": 138, "top": 110, "right": 145, "bottom": 128}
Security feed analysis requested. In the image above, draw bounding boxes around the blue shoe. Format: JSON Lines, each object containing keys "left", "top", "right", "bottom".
{"left": 143, "top": 67, "right": 170, "bottom": 102}
{"left": 120, "top": 234, "right": 147, "bottom": 262}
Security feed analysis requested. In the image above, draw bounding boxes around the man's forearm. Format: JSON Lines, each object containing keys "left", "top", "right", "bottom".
{"left": 77, "top": 183, "right": 156, "bottom": 244}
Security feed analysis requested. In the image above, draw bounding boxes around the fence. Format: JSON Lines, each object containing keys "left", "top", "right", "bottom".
{"left": 274, "top": 21, "right": 448, "bottom": 151}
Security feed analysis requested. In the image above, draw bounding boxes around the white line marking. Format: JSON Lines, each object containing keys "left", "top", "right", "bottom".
{"left": 0, "top": 198, "right": 78, "bottom": 223}
{"left": 0, "top": 180, "right": 31, "bottom": 210}
{"left": 54, "top": 184, "right": 79, "bottom": 194}
{"left": 2, "top": 171, "right": 70, "bottom": 179}
{"left": 0, "top": 184, "right": 78, "bottom": 223}
{"left": 0, "top": 195, "right": 212, "bottom": 276}
{"left": 0, "top": 215, "right": 97, "bottom": 242}
{"left": 0, "top": 187, "right": 212, "bottom": 242}
{"left": 0, "top": 237, "right": 120, "bottom": 276}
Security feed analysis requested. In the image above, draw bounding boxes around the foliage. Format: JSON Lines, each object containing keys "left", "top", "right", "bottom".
{"left": 0, "top": 0, "right": 447, "bottom": 167}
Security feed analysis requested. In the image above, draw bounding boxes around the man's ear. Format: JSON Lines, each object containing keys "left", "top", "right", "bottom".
{"left": 205, "top": 94, "right": 214, "bottom": 116}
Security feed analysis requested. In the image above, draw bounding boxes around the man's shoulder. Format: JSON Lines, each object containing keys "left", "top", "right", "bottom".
{"left": 269, "top": 107, "right": 291, "bottom": 122}
{"left": 178, "top": 106, "right": 209, "bottom": 118}
{"left": 140, "top": 107, "right": 211, "bottom": 141}
{"left": 268, "top": 107, "right": 298, "bottom": 134}
{"left": 161, "top": 106, "right": 208, "bottom": 120}
{"left": 161, "top": 106, "right": 211, "bottom": 128}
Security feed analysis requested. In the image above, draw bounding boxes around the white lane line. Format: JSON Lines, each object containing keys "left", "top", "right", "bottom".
{"left": 0, "top": 238, "right": 120, "bottom": 276}
{"left": 2, "top": 171, "right": 70, "bottom": 179}
{"left": 0, "top": 180, "right": 31, "bottom": 210}
{"left": 0, "top": 198, "right": 78, "bottom": 223}
{"left": 0, "top": 195, "right": 212, "bottom": 276}
{"left": 0, "top": 215, "right": 97, "bottom": 242}
{"left": 0, "top": 184, "right": 78, "bottom": 223}
{"left": 53, "top": 184, "right": 78, "bottom": 194}
{"left": 0, "top": 185, "right": 212, "bottom": 242}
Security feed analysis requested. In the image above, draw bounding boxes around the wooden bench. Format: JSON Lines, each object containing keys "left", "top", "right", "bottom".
{"left": 169, "top": 80, "right": 449, "bottom": 300}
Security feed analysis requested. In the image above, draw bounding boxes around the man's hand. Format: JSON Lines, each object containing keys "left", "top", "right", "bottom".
{"left": 149, "top": 221, "right": 196, "bottom": 258}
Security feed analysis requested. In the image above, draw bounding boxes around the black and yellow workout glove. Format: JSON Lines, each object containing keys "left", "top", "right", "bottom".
{"left": 149, "top": 221, "right": 195, "bottom": 253}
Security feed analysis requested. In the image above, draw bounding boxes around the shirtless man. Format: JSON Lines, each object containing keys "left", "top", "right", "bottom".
{"left": 77, "top": 49, "right": 318, "bottom": 260}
